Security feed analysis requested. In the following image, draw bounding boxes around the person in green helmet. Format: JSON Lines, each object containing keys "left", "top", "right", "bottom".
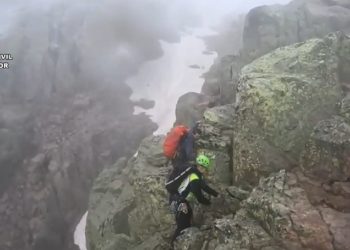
{"left": 169, "top": 154, "right": 218, "bottom": 247}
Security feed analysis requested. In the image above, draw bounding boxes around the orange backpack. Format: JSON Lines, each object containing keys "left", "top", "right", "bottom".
{"left": 163, "top": 125, "right": 189, "bottom": 159}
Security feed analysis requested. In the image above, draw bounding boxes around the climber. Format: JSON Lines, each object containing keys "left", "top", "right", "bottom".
{"left": 171, "top": 121, "right": 201, "bottom": 169}
{"left": 168, "top": 154, "right": 218, "bottom": 247}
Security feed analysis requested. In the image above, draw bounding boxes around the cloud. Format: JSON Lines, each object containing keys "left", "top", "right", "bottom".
{"left": 0, "top": 0, "right": 291, "bottom": 98}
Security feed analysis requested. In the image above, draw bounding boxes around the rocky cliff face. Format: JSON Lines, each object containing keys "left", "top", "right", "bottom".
{"left": 0, "top": 94, "right": 156, "bottom": 250}
{"left": 200, "top": 0, "right": 350, "bottom": 110}
{"left": 87, "top": 31, "right": 350, "bottom": 250}
{"left": 86, "top": 120, "right": 239, "bottom": 250}
{"left": 242, "top": 0, "right": 350, "bottom": 61}
{"left": 86, "top": 136, "right": 171, "bottom": 250}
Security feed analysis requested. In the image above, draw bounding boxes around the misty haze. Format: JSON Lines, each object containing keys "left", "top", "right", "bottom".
{"left": 1, "top": 0, "right": 350, "bottom": 250}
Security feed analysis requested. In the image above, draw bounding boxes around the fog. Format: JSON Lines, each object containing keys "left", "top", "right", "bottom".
{"left": 0, "top": 0, "right": 291, "bottom": 133}
{"left": 1, "top": 1, "right": 294, "bottom": 250}
{"left": 0, "top": 0, "right": 198, "bottom": 91}
{"left": 0, "top": 0, "right": 290, "bottom": 88}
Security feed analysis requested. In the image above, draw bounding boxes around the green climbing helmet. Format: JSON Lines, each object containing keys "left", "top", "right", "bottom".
{"left": 196, "top": 154, "right": 210, "bottom": 169}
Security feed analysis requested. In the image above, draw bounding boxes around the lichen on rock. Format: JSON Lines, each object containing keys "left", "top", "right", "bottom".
{"left": 233, "top": 32, "right": 347, "bottom": 185}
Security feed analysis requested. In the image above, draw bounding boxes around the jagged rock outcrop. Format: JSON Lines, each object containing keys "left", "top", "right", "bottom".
{"left": 86, "top": 135, "right": 173, "bottom": 250}
{"left": 196, "top": 105, "right": 235, "bottom": 185}
{"left": 85, "top": 157, "right": 134, "bottom": 250}
{"left": 202, "top": 0, "right": 350, "bottom": 108}
{"left": 175, "top": 92, "right": 215, "bottom": 127}
{"left": 233, "top": 32, "right": 347, "bottom": 185}
{"left": 86, "top": 121, "right": 241, "bottom": 250}
{"left": 175, "top": 170, "right": 339, "bottom": 250}
{"left": 242, "top": 0, "right": 350, "bottom": 62}
{"left": 89, "top": 148, "right": 348, "bottom": 250}
{"left": 201, "top": 55, "right": 239, "bottom": 105}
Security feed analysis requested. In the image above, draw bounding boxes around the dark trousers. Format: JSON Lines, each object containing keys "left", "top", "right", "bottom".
{"left": 171, "top": 200, "right": 193, "bottom": 246}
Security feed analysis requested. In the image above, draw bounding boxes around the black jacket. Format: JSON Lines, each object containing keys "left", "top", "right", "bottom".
{"left": 179, "top": 172, "right": 218, "bottom": 205}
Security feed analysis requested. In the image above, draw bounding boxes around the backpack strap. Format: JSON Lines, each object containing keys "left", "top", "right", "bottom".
{"left": 172, "top": 133, "right": 188, "bottom": 159}
{"left": 165, "top": 166, "right": 192, "bottom": 186}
